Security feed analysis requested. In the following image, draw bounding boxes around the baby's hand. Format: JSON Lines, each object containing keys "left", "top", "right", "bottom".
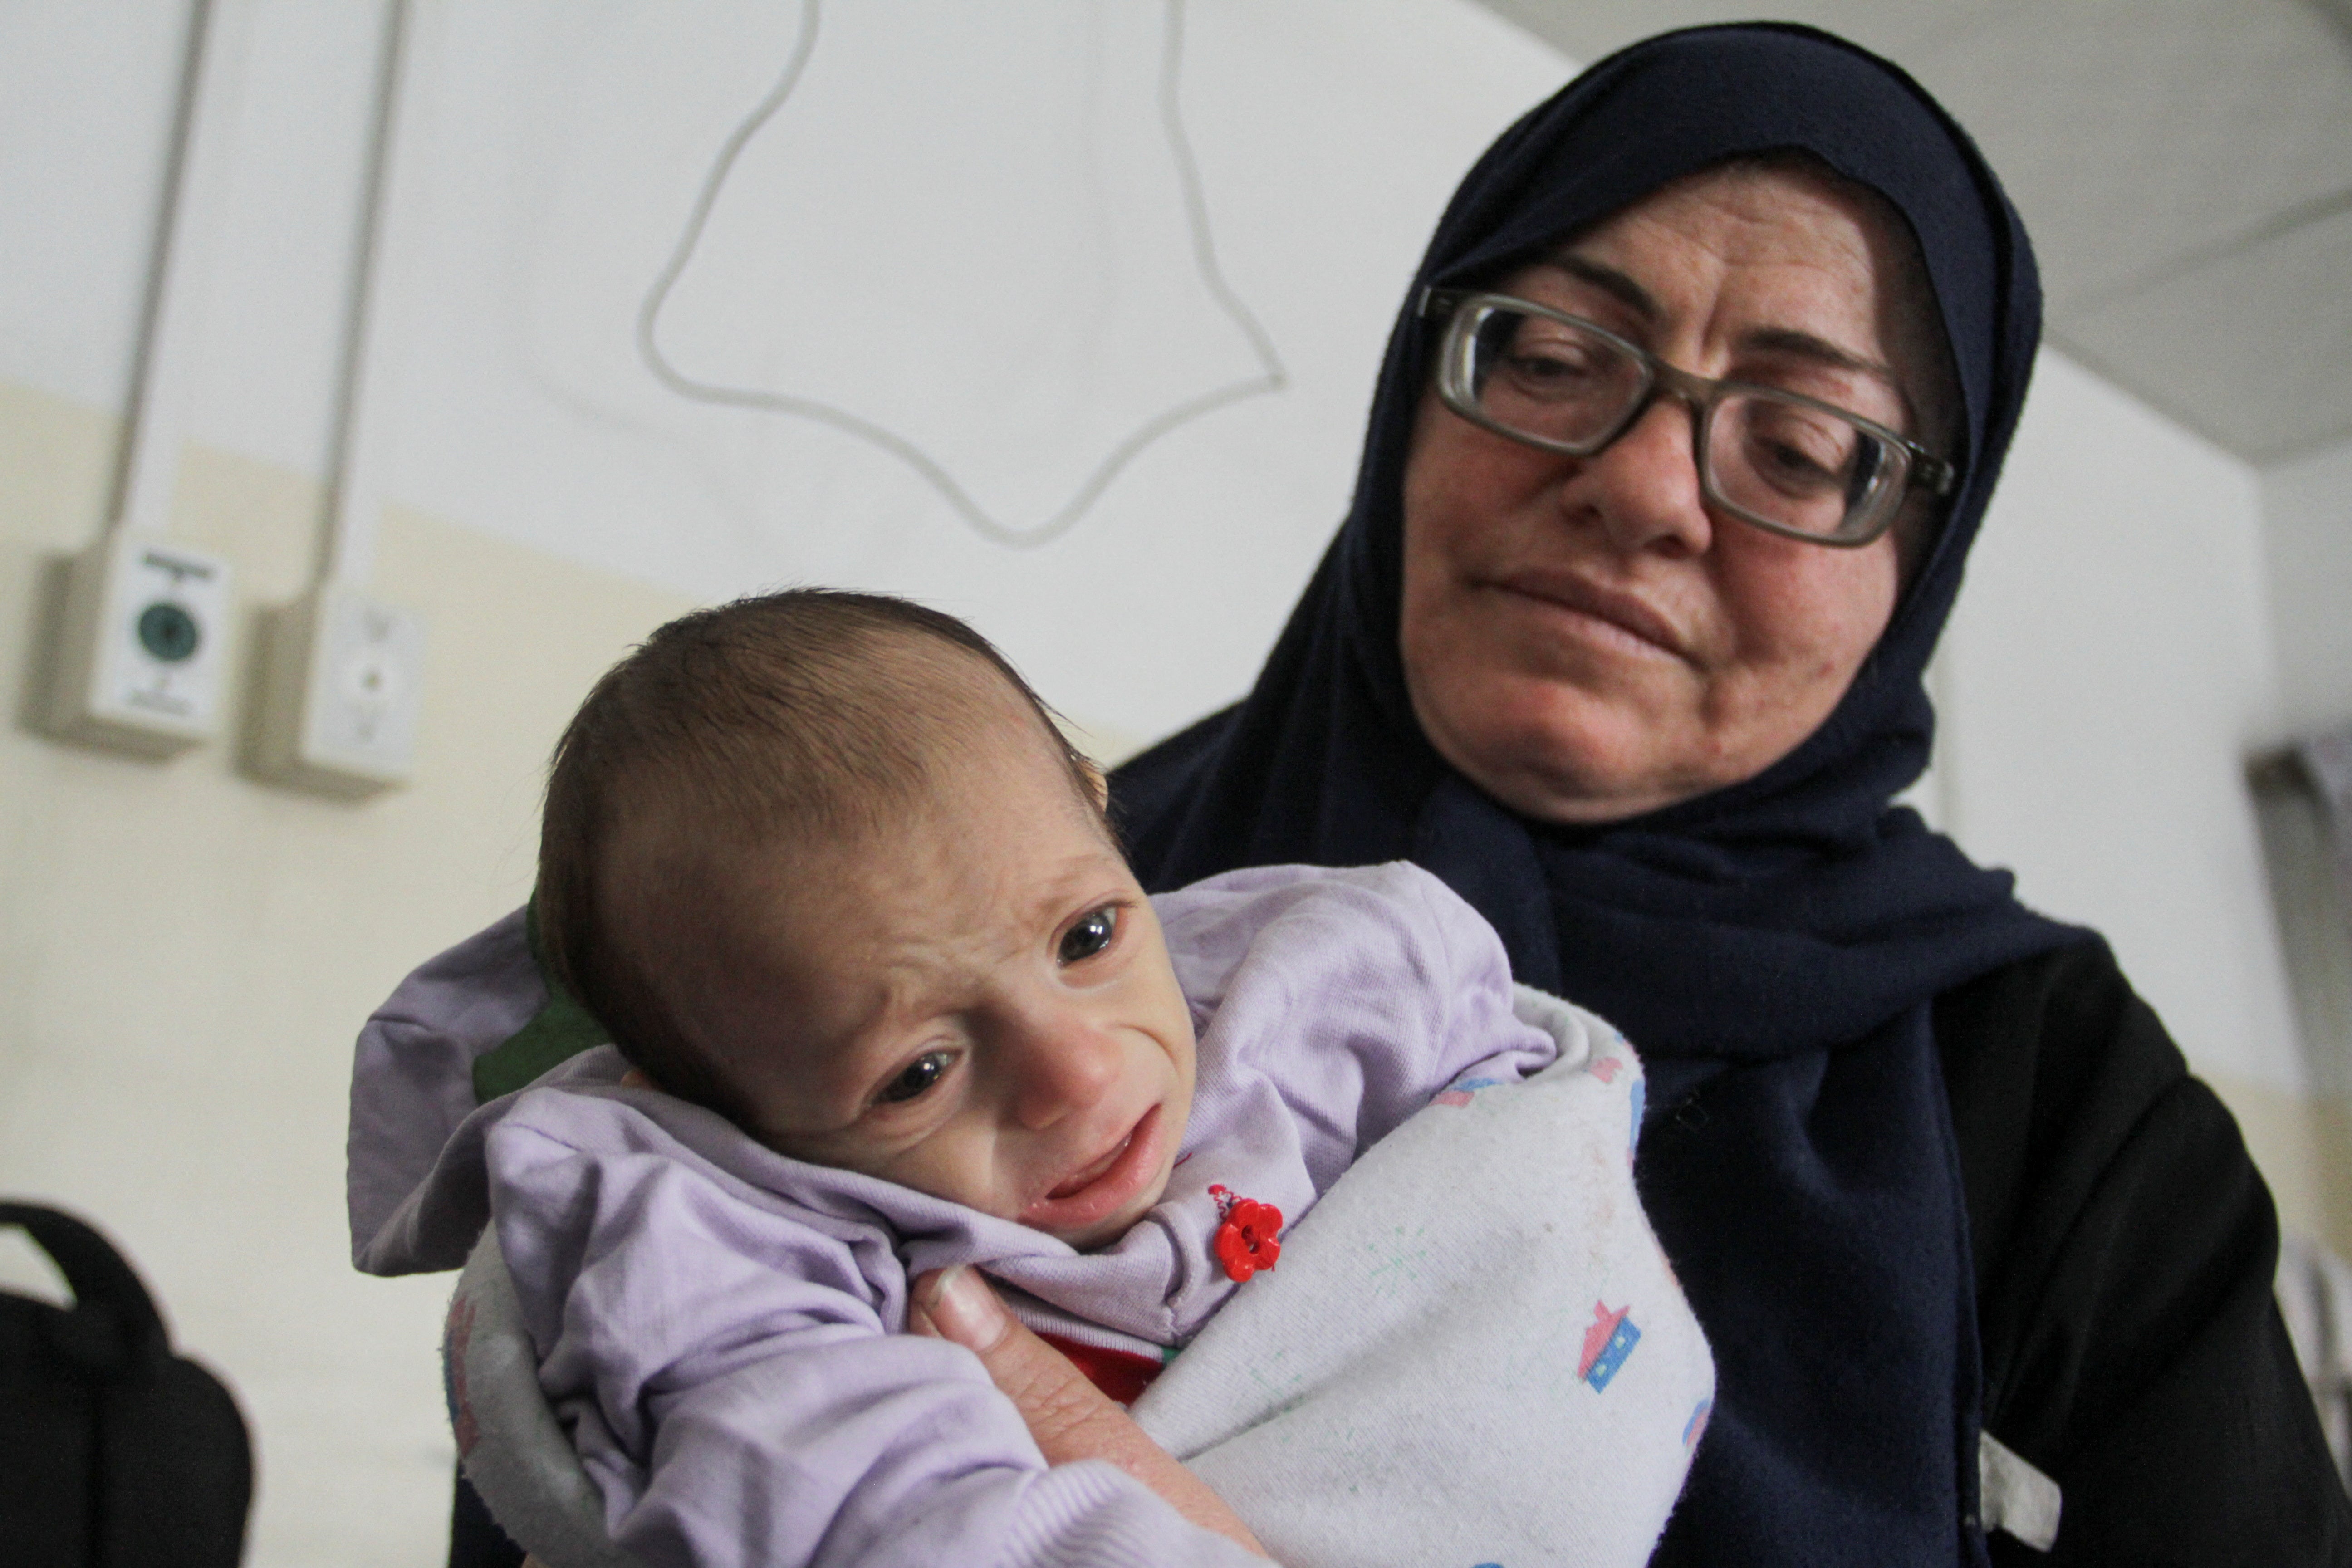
{"left": 618, "top": 1068, "right": 654, "bottom": 1090}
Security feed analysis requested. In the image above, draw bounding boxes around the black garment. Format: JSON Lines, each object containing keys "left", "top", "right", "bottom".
{"left": 449, "top": 1467, "right": 524, "bottom": 1568}
{"left": 1937, "top": 942, "right": 2351, "bottom": 1565}
{"left": 1108, "top": 21, "right": 2342, "bottom": 1563}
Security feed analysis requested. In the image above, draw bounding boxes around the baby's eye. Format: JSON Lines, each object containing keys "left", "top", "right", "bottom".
{"left": 877, "top": 1051, "right": 953, "bottom": 1105}
{"left": 1058, "top": 906, "right": 1119, "bottom": 965}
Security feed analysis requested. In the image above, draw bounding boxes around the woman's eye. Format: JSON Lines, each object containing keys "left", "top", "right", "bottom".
{"left": 1504, "top": 346, "right": 1599, "bottom": 388}
{"left": 877, "top": 1052, "right": 952, "bottom": 1105}
{"left": 1743, "top": 407, "right": 1858, "bottom": 490}
{"left": 1058, "top": 907, "right": 1118, "bottom": 965}
{"left": 1762, "top": 438, "right": 1838, "bottom": 483}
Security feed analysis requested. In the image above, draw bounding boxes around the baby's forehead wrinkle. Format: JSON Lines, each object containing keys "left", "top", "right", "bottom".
{"left": 811, "top": 846, "right": 1121, "bottom": 1061}
{"left": 701, "top": 701, "right": 1128, "bottom": 1101}
{"left": 874, "top": 840, "right": 1105, "bottom": 979}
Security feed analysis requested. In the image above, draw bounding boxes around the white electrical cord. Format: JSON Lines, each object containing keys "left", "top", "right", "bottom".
{"left": 111, "top": 0, "right": 231, "bottom": 538}
{"left": 636, "top": 0, "right": 1287, "bottom": 550}
{"left": 317, "top": 0, "right": 412, "bottom": 587}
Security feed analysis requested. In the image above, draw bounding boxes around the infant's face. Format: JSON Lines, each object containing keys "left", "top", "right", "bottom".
{"left": 637, "top": 725, "right": 1196, "bottom": 1250}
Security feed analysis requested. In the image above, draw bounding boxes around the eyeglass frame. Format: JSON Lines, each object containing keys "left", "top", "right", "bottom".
{"left": 1416, "top": 287, "right": 1957, "bottom": 548}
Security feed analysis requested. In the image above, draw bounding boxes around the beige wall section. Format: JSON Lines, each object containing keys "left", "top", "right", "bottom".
{"left": 0, "top": 378, "right": 693, "bottom": 1565}
{"left": 2205, "top": 1073, "right": 2352, "bottom": 1262}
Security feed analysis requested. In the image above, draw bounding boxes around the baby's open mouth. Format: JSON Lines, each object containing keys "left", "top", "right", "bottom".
{"left": 1019, "top": 1106, "right": 1166, "bottom": 1234}
{"left": 1046, "top": 1129, "right": 1135, "bottom": 1200}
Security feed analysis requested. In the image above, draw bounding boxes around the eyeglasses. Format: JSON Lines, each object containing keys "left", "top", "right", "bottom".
{"left": 1418, "top": 288, "right": 1955, "bottom": 547}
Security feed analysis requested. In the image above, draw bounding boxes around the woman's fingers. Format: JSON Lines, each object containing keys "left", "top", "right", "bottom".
{"left": 907, "top": 1265, "right": 1125, "bottom": 1464}
{"left": 909, "top": 1265, "right": 1270, "bottom": 1558}
{"left": 908, "top": 1259, "right": 1014, "bottom": 1348}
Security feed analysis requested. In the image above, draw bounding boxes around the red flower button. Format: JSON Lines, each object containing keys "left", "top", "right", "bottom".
{"left": 1208, "top": 1184, "right": 1283, "bottom": 1283}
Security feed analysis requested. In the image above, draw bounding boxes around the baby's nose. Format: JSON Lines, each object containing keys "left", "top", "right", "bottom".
{"left": 1008, "top": 1015, "right": 1122, "bottom": 1130}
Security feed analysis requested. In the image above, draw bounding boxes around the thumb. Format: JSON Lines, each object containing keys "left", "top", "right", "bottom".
{"left": 907, "top": 1264, "right": 1017, "bottom": 1353}
{"left": 908, "top": 1265, "right": 1114, "bottom": 1452}
{"left": 908, "top": 1266, "right": 1272, "bottom": 1558}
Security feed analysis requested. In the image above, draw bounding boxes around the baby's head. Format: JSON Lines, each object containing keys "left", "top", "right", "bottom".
{"left": 537, "top": 590, "right": 1196, "bottom": 1248}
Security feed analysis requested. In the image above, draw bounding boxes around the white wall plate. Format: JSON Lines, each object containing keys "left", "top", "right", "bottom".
{"left": 46, "top": 532, "right": 235, "bottom": 757}
{"left": 253, "top": 583, "right": 426, "bottom": 797}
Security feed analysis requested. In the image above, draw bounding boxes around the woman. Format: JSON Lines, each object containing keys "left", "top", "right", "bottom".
{"left": 930, "top": 21, "right": 2352, "bottom": 1566}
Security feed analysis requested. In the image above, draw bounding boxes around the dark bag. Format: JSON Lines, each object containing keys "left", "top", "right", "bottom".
{"left": 0, "top": 1201, "right": 252, "bottom": 1567}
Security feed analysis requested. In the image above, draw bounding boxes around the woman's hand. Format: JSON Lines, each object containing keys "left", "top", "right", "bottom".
{"left": 909, "top": 1265, "right": 1269, "bottom": 1559}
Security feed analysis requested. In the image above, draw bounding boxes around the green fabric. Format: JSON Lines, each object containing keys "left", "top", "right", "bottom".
{"left": 470, "top": 898, "right": 612, "bottom": 1103}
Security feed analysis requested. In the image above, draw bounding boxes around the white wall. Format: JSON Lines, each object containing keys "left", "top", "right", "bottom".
{"left": 0, "top": 0, "right": 388, "bottom": 475}
{"left": 1938, "top": 350, "right": 2302, "bottom": 1093}
{"left": 0, "top": 0, "right": 1571, "bottom": 750}
{"left": 2251, "top": 436, "right": 2352, "bottom": 1185}
{"left": 0, "top": 3, "right": 190, "bottom": 414}
{"left": 2261, "top": 436, "right": 2352, "bottom": 741}
{"left": 376, "top": 0, "right": 1580, "bottom": 745}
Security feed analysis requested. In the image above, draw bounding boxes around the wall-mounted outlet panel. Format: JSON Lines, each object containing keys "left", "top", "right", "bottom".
{"left": 253, "top": 585, "right": 426, "bottom": 797}
{"left": 47, "top": 533, "right": 234, "bottom": 757}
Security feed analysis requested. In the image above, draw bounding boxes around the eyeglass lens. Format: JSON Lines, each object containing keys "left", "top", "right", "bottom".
{"left": 1456, "top": 301, "right": 1900, "bottom": 539}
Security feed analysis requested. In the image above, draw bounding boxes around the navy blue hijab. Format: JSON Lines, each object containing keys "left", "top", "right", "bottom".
{"left": 1113, "top": 24, "right": 2087, "bottom": 1565}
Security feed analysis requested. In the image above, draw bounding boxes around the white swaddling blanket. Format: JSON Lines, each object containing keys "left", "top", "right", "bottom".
{"left": 446, "top": 985, "right": 1712, "bottom": 1568}
{"left": 1133, "top": 985, "right": 1712, "bottom": 1567}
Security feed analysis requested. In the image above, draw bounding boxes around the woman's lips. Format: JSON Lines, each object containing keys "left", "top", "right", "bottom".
{"left": 1020, "top": 1106, "right": 1166, "bottom": 1233}
{"left": 1491, "top": 569, "right": 1686, "bottom": 660}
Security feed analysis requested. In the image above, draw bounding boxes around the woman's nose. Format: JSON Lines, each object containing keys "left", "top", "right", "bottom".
{"left": 1004, "top": 1011, "right": 1122, "bottom": 1130}
{"left": 1562, "top": 396, "right": 1714, "bottom": 556}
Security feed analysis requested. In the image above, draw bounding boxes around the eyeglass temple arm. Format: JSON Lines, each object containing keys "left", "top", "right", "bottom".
{"left": 1417, "top": 286, "right": 1466, "bottom": 320}
{"left": 1912, "top": 452, "right": 1957, "bottom": 497}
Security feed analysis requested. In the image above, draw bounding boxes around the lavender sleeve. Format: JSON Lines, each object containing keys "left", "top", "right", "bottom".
{"left": 488, "top": 1098, "right": 1265, "bottom": 1568}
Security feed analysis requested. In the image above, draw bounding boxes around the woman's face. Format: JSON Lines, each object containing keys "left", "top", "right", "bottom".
{"left": 1399, "top": 163, "right": 1949, "bottom": 824}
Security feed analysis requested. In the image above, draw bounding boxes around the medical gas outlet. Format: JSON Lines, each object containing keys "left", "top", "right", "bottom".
{"left": 47, "top": 532, "right": 235, "bottom": 757}
{"left": 254, "top": 584, "right": 426, "bottom": 797}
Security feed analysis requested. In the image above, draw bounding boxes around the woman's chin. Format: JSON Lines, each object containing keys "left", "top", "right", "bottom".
{"left": 1414, "top": 676, "right": 1705, "bottom": 825}
{"left": 1481, "top": 761, "right": 1691, "bottom": 826}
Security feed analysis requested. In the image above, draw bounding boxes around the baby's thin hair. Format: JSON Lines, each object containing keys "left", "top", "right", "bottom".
{"left": 536, "top": 588, "right": 1098, "bottom": 1117}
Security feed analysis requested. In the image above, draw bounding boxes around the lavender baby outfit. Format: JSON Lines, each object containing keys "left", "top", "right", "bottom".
{"left": 353, "top": 863, "right": 1711, "bottom": 1568}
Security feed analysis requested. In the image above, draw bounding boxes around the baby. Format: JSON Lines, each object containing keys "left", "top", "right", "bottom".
{"left": 531, "top": 588, "right": 1215, "bottom": 1264}
{"left": 358, "top": 589, "right": 1705, "bottom": 1568}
